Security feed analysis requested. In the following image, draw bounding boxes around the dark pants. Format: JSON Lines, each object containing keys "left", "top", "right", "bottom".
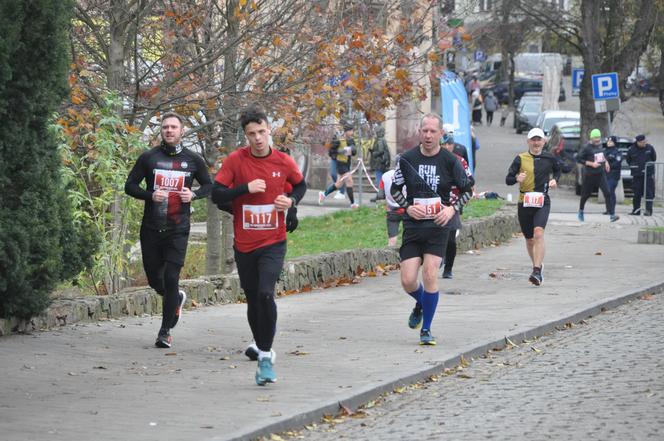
{"left": 579, "top": 173, "right": 611, "bottom": 213}
{"left": 234, "top": 241, "right": 286, "bottom": 352}
{"left": 444, "top": 229, "right": 457, "bottom": 272}
{"left": 486, "top": 111, "right": 494, "bottom": 125}
{"left": 140, "top": 226, "right": 188, "bottom": 330}
{"left": 606, "top": 175, "right": 620, "bottom": 215}
{"left": 632, "top": 175, "right": 655, "bottom": 214}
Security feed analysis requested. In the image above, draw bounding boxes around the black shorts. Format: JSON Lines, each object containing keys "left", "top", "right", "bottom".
{"left": 517, "top": 204, "right": 550, "bottom": 239}
{"left": 400, "top": 227, "right": 450, "bottom": 260}
{"left": 337, "top": 162, "right": 351, "bottom": 175}
{"left": 140, "top": 225, "right": 189, "bottom": 267}
{"left": 386, "top": 210, "right": 403, "bottom": 238}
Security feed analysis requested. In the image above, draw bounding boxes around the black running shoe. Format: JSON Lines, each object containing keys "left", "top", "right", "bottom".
{"left": 245, "top": 343, "right": 259, "bottom": 361}
{"left": 442, "top": 270, "right": 453, "bottom": 279}
{"left": 171, "top": 290, "right": 187, "bottom": 328}
{"left": 155, "top": 329, "right": 172, "bottom": 348}
{"left": 528, "top": 267, "right": 542, "bottom": 286}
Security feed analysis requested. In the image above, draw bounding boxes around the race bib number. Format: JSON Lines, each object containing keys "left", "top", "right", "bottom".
{"left": 523, "top": 192, "right": 545, "bottom": 208}
{"left": 242, "top": 204, "right": 278, "bottom": 230}
{"left": 154, "top": 169, "right": 186, "bottom": 192}
{"left": 414, "top": 197, "right": 442, "bottom": 219}
{"left": 594, "top": 152, "right": 605, "bottom": 163}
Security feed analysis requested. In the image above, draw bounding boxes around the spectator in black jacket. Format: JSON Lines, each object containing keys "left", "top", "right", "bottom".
{"left": 627, "top": 134, "right": 657, "bottom": 215}
{"left": 603, "top": 136, "right": 622, "bottom": 219}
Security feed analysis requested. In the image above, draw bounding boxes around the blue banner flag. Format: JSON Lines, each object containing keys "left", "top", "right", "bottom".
{"left": 440, "top": 71, "right": 473, "bottom": 172}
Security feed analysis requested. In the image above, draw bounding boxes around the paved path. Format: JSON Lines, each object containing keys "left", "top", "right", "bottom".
{"left": 1, "top": 218, "right": 662, "bottom": 441}
{"left": 292, "top": 292, "right": 664, "bottom": 441}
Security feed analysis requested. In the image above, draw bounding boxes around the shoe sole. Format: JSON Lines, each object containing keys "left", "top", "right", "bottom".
{"left": 155, "top": 339, "right": 171, "bottom": 348}
{"left": 419, "top": 340, "right": 437, "bottom": 346}
{"left": 528, "top": 275, "right": 542, "bottom": 286}
{"left": 171, "top": 291, "right": 187, "bottom": 328}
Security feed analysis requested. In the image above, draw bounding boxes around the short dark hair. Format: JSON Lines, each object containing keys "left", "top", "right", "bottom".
{"left": 161, "top": 111, "right": 185, "bottom": 126}
{"left": 239, "top": 106, "right": 269, "bottom": 131}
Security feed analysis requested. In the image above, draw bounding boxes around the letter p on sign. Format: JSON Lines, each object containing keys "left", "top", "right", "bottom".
{"left": 592, "top": 72, "right": 619, "bottom": 100}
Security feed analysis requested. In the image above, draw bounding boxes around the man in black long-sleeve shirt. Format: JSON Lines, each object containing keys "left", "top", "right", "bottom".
{"left": 390, "top": 114, "right": 474, "bottom": 346}
{"left": 125, "top": 112, "right": 212, "bottom": 348}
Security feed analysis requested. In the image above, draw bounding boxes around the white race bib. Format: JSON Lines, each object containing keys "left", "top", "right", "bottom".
{"left": 154, "top": 169, "right": 186, "bottom": 192}
{"left": 523, "top": 192, "right": 545, "bottom": 208}
{"left": 594, "top": 152, "right": 605, "bottom": 163}
{"left": 413, "top": 197, "right": 442, "bottom": 219}
{"left": 242, "top": 204, "right": 278, "bottom": 230}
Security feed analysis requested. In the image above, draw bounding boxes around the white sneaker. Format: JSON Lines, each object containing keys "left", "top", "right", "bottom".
{"left": 318, "top": 191, "right": 325, "bottom": 205}
{"left": 333, "top": 192, "right": 346, "bottom": 200}
{"left": 350, "top": 203, "right": 359, "bottom": 209}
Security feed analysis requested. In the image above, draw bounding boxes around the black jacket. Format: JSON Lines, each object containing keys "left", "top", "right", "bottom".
{"left": 626, "top": 143, "right": 657, "bottom": 177}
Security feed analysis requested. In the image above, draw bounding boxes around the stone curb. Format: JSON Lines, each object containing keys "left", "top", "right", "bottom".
{"left": 224, "top": 281, "right": 664, "bottom": 441}
{"left": 637, "top": 228, "right": 664, "bottom": 244}
{"left": 0, "top": 208, "right": 519, "bottom": 336}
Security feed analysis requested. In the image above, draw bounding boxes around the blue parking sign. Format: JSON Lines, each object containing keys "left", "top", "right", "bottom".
{"left": 572, "top": 69, "right": 584, "bottom": 91}
{"left": 591, "top": 72, "right": 619, "bottom": 100}
{"left": 474, "top": 50, "right": 486, "bottom": 62}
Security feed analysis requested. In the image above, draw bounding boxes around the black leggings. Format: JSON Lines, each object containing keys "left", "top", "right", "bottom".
{"left": 234, "top": 241, "right": 286, "bottom": 352}
{"left": 140, "top": 227, "right": 187, "bottom": 330}
{"left": 579, "top": 173, "right": 610, "bottom": 212}
{"left": 444, "top": 229, "right": 457, "bottom": 272}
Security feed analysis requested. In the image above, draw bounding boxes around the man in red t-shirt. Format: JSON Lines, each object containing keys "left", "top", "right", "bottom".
{"left": 212, "top": 107, "right": 306, "bottom": 386}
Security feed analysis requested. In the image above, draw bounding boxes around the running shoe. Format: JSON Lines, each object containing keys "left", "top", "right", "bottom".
{"left": 408, "top": 305, "right": 423, "bottom": 329}
{"left": 644, "top": 211, "right": 652, "bottom": 216}
{"left": 419, "top": 329, "right": 437, "bottom": 346}
{"left": 155, "top": 329, "right": 172, "bottom": 348}
{"left": 318, "top": 191, "right": 325, "bottom": 205}
{"left": 333, "top": 192, "right": 346, "bottom": 200}
{"left": 171, "top": 290, "right": 187, "bottom": 328}
{"left": 529, "top": 267, "right": 543, "bottom": 286}
{"left": 610, "top": 215, "right": 620, "bottom": 222}
{"left": 442, "top": 270, "right": 453, "bottom": 279}
{"left": 255, "top": 356, "right": 277, "bottom": 386}
{"left": 577, "top": 210, "right": 584, "bottom": 222}
{"left": 244, "top": 343, "right": 276, "bottom": 362}
{"left": 350, "top": 203, "right": 359, "bottom": 209}
{"left": 629, "top": 208, "right": 640, "bottom": 215}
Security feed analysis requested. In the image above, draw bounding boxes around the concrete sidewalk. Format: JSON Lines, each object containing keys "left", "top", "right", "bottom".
{"left": 1, "top": 218, "right": 663, "bottom": 441}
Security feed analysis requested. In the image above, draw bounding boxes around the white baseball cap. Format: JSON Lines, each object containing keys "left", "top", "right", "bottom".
{"left": 443, "top": 123, "right": 454, "bottom": 134}
{"left": 527, "top": 128, "right": 545, "bottom": 139}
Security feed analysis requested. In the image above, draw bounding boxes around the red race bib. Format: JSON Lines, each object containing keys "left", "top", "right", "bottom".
{"left": 523, "top": 192, "right": 545, "bottom": 208}
{"left": 414, "top": 197, "right": 442, "bottom": 219}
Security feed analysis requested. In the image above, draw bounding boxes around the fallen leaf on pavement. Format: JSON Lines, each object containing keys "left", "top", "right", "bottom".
{"left": 531, "top": 346, "right": 542, "bottom": 353}
{"left": 289, "top": 350, "right": 309, "bottom": 356}
{"left": 339, "top": 402, "right": 354, "bottom": 416}
{"left": 165, "top": 352, "right": 177, "bottom": 356}
{"left": 595, "top": 251, "right": 602, "bottom": 255}
{"left": 641, "top": 293, "right": 654, "bottom": 300}
{"left": 457, "top": 373, "right": 473, "bottom": 379}
{"left": 191, "top": 299, "right": 199, "bottom": 307}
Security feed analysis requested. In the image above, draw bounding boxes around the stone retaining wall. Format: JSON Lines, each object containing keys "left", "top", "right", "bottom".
{"left": 637, "top": 229, "right": 664, "bottom": 245}
{"left": 1, "top": 207, "right": 519, "bottom": 336}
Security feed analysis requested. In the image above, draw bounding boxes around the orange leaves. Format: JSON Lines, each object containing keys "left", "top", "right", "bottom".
{"left": 394, "top": 69, "right": 409, "bottom": 81}
{"left": 273, "top": 35, "right": 283, "bottom": 47}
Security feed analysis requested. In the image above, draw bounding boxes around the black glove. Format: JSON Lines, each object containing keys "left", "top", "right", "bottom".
{"left": 286, "top": 205, "right": 298, "bottom": 233}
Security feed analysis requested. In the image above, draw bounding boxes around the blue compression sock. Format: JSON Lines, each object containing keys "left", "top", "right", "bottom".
{"left": 421, "top": 290, "right": 439, "bottom": 331}
{"left": 324, "top": 184, "right": 336, "bottom": 197}
{"left": 408, "top": 283, "right": 423, "bottom": 307}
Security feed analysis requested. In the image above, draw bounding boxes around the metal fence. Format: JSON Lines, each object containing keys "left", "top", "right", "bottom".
{"left": 642, "top": 161, "right": 664, "bottom": 215}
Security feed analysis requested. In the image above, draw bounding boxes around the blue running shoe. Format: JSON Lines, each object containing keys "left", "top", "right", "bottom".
{"left": 408, "top": 305, "right": 423, "bottom": 329}
{"left": 419, "top": 329, "right": 436, "bottom": 346}
{"left": 577, "top": 210, "right": 584, "bottom": 222}
{"left": 255, "top": 356, "right": 277, "bottom": 386}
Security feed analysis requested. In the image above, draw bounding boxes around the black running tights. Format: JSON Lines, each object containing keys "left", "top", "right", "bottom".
{"left": 234, "top": 241, "right": 286, "bottom": 352}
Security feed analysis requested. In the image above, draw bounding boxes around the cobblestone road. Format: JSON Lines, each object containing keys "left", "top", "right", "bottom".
{"left": 278, "top": 294, "right": 664, "bottom": 441}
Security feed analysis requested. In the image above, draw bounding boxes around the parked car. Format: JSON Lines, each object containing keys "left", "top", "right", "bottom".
{"left": 513, "top": 92, "right": 543, "bottom": 128}
{"left": 535, "top": 110, "right": 580, "bottom": 136}
{"left": 515, "top": 99, "right": 542, "bottom": 134}
{"left": 484, "top": 77, "right": 566, "bottom": 105}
